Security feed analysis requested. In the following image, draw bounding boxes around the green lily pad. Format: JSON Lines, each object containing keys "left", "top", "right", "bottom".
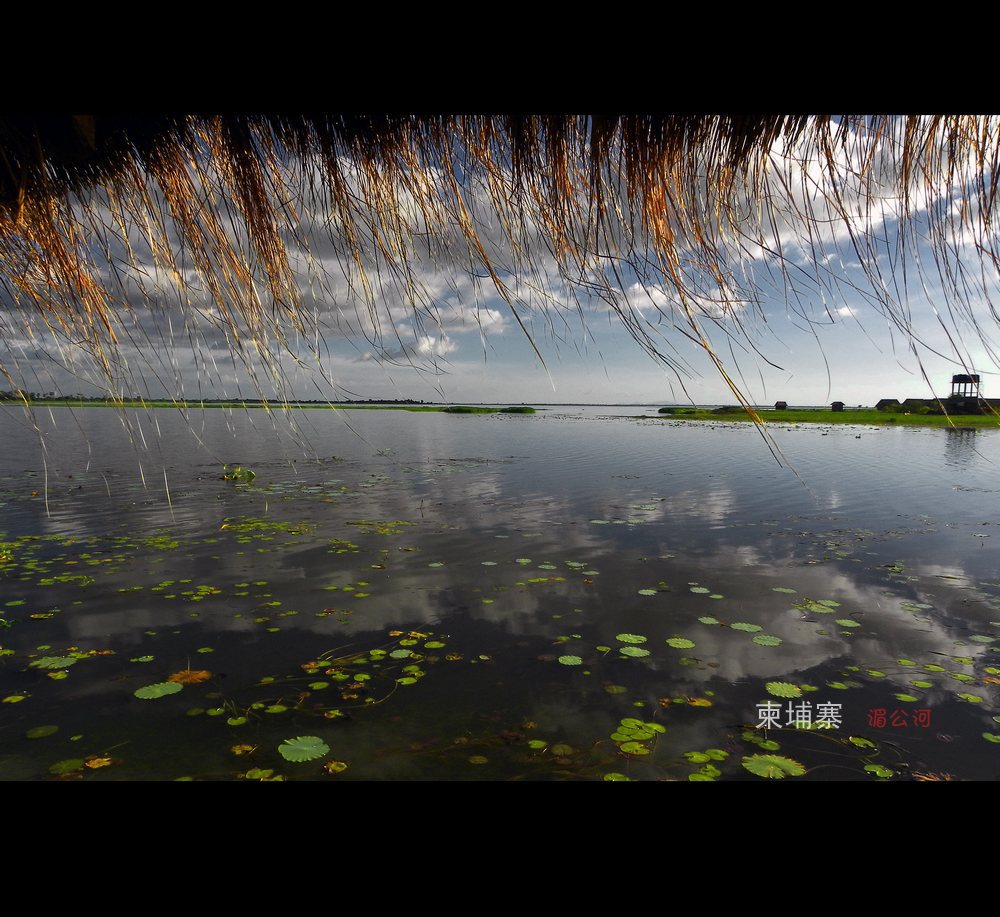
{"left": 558, "top": 655, "right": 582, "bottom": 666}
{"left": 772, "top": 587, "right": 797, "bottom": 594}
{"left": 527, "top": 739, "right": 548, "bottom": 750}
{"left": 620, "top": 646, "right": 650, "bottom": 658}
{"left": 389, "top": 649, "right": 412, "bottom": 659}
{"left": 424, "top": 641, "right": 446, "bottom": 649}
{"left": 616, "top": 633, "right": 647, "bottom": 644}
{"left": 665, "top": 637, "right": 695, "bottom": 649}
{"left": 603, "top": 772, "right": 631, "bottom": 781}
{"left": 742, "top": 754, "right": 806, "bottom": 779}
{"left": 690, "top": 587, "right": 710, "bottom": 594}
{"left": 897, "top": 658, "right": 917, "bottom": 666}
{"left": 264, "top": 705, "right": 288, "bottom": 714}
{"left": 957, "top": 693, "right": 984, "bottom": 703}
{"left": 765, "top": 682, "right": 801, "bottom": 698}
{"left": 25, "top": 725, "right": 58, "bottom": 739}
{"left": 619, "top": 741, "right": 651, "bottom": 755}
{"left": 278, "top": 735, "right": 330, "bottom": 762}
{"left": 983, "top": 733, "right": 1000, "bottom": 743}
{"left": 684, "top": 751, "right": 711, "bottom": 763}
{"left": 911, "top": 680, "right": 933, "bottom": 689}
{"left": 827, "top": 681, "right": 849, "bottom": 690}
{"left": 48, "top": 758, "right": 85, "bottom": 775}
{"left": 604, "top": 685, "right": 627, "bottom": 695}
{"left": 637, "top": 589, "right": 657, "bottom": 596}
{"left": 705, "top": 748, "right": 728, "bottom": 760}
{"left": 698, "top": 616, "right": 720, "bottom": 625}
{"left": 551, "top": 744, "right": 574, "bottom": 756}
{"left": 835, "top": 619, "right": 860, "bottom": 628}
{"left": 864, "top": 764, "right": 894, "bottom": 778}
{"left": 894, "top": 693, "right": 920, "bottom": 702}
{"left": 848, "top": 736, "right": 876, "bottom": 749}
{"left": 396, "top": 677, "right": 418, "bottom": 685}
{"left": 29, "top": 656, "right": 77, "bottom": 669}
{"left": 752, "top": 634, "right": 783, "bottom": 646}
{"left": 730, "top": 622, "right": 762, "bottom": 632}
{"left": 134, "top": 682, "right": 183, "bottom": 700}
{"left": 924, "top": 664, "right": 946, "bottom": 672}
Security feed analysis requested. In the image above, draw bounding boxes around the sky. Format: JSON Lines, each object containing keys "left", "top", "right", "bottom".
{"left": 4, "top": 119, "right": 1000, "bottom": 407}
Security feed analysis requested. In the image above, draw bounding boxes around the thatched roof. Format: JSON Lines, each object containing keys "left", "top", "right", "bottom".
{"left": 1, "top": 114, "right": 997, "bottom": 413}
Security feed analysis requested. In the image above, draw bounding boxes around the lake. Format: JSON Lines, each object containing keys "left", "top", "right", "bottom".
{"left": 2, "top": 404, "right": 999, "bottom": 781}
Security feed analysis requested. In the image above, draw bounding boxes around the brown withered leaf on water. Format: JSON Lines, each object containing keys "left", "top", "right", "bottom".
{"left": 167, "top": 669, "right": 212, "bottom": 685}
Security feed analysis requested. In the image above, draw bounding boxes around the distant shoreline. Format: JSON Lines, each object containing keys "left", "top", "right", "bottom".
{"left": 3, "top": 399, "right": 998, "bottom": 428}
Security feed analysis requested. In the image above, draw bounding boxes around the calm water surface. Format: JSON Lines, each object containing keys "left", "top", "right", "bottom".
{"left": 1, "top": 404, "right": 998, "bottom": 781}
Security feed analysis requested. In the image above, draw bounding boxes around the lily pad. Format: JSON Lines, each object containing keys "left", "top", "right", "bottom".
{"left": 620, "top": 646, "right": 651, "bottom": 658}
{"left": 765, "top": 682, "right": 801, "bottom": 698}
{"left": 619, "top": 741, "right": 651, "bottom": 755}
{"left": 48, "top": 758, "right": 84, "bottom": 775}
{"left": 983, "top": 733, "right": 1000, "bottom": 743}
{"left": 134, "top": 682, "right": 183, "bottom": 700}
{"left": 752, "top": 634, "right": 783, "bottom": 646}
{"left": 616, "top": 633, "right": 647, "bottom": 644}
{"left": 730, "top": 622, "right": 762, "bottom": 633}
{"left": 835, "top": 619, "right": 860, "bottom": 628}
{"left": 637, "top": 589, "right": 657, "bottom": 596}
{"left": 772, "top": 587, "right": 797, "bottom": 594}
{"left": 698, "top": 616, "right": 720, "bottom": 625}
{"left": 741, "top": 754, "right": 806, "bottom": 779}
{"left": 665, "top": 637, "right": 695, "bottom": 649}
{"left": 25, "top": 725, "right": 58, "bottom": 739}
{"left": 29, "top": 656, "right": 76, "bottom": 670}
{"left": 558, "top": 655, "right": 582, "bottom": 666}
{"left": 278, "top": 735, "right": 330, "bottom": 762}
{"left": 849, "top": 736, "right": 876, "bottom": 748}
{"left": 894, "top": 693, "right": 920, "bottom": 702}
{"left": 957, "top": 693, "right": 984, "bottom": 703}
{"left": 689, "top": 587, "right": 710, "bottom": 594}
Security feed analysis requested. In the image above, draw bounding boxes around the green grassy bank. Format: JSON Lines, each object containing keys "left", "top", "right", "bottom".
{"left": 654, "top": 407, "right": 1000, "bottom": 428}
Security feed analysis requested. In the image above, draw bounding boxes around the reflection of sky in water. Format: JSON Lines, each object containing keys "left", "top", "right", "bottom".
{"left": 0, "top": 408, "right": 998, "bottom": 780}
